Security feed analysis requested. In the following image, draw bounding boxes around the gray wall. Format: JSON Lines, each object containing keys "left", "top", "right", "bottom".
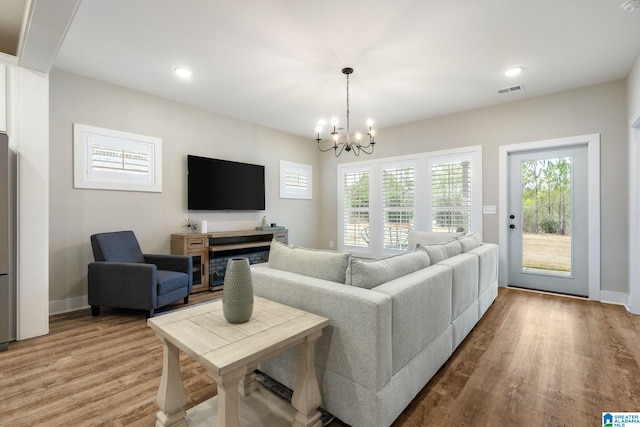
{"left": 49, "top": 69, "right": 322, "bottom": 303}
{"left": 49, "top": 68, "right": 631, "bottom": 302}
{"left": 318, "top": 79, "right": 628, "bottom": 294}
{"left": 630, "top": 54, "right": 640, "bottom": 121}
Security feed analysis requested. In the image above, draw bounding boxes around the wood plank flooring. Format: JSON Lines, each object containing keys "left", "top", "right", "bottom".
{"left": 391, "top": 288, "right": 640, "bottom": 427}
{"left": 1, "top": 288, "right": 638, "bottom": 426}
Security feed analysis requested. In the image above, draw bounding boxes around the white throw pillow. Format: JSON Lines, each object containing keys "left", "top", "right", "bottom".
{"left": 444, "top": 239, "right": 462, "bottom": 257}
{"left": 457, "top": 231, "right": 482, "bottom": 252}
{"left": 407, "top": 230, "right": 466, "bottom": 250}
{"left": 417, "top": 243, "right": 448, "bottom": 264}
{"left": 346, "top": 249, "right": 430, "bottom": 289}
{"left": 268, "top": 240, "right": 351, "bottom": 283}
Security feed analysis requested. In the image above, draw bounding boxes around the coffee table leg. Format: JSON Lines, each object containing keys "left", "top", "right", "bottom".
{"left": 291, "top": 330, "right": 323, "bottom": 427}
{"left": 210, "top": 366, "right": 246, "bottom": 427}
{"left": 156, "top": 337, "right": 187, "bottom": 427}
{"left": 239, "top": 364, "right": 258, "bottom": 396}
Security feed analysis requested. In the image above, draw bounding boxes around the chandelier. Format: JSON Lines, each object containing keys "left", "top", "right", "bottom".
{"left": 315, "top": 67, "right": 376, "bottom": 157}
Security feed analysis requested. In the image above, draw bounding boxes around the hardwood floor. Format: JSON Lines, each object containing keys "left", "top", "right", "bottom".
{"left": 390, "top": 288, "right": 640, "bottom": 427}
{"left": 0, "top": 292, "right": 221, "bottom": 427}
{"left": 1, "top": 288, "right": 638, "bottom": 426}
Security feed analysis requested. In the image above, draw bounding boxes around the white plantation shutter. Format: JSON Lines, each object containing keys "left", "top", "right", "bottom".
{"left": 91, "top": 144, "right": 150, "bottom": 176}
{"left": 285, "top": 172, "right": 308, "bottom": 189}
{"left": 342, "top": 167, "right": 370, "bottom": 249}
{"left": 73, "top": 123, "right": 162, "bottom": 192}
{"left": 338, "top": 147, "right": 480, "bottom": 257}
{"left": 381, "top": 162, "right": 415, "bottom": 250}
{"left": 280, "top": 161, "right": 312, "bottom": 199}
{"left": 429, "top": 156, "right": 472, "bottom": 233}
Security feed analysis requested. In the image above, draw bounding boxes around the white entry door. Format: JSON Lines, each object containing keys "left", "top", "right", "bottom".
{"left": 507, "top": 145, "right": 588, "bottom": 296}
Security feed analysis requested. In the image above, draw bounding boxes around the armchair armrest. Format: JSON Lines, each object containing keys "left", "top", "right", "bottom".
{"left": 88, "top": 262, "right": 157, "bottom": 310}
{"left": 144, "top": 254, "right": 192, "bottom": 275}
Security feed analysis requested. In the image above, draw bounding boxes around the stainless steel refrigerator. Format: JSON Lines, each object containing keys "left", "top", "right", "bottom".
{"left": 1, "top": 133, "right": 9, "bottom": 351}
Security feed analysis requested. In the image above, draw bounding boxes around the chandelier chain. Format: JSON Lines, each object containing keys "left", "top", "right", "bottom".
{"left": 346, "top": 72, "right": 350, "bottom": 142}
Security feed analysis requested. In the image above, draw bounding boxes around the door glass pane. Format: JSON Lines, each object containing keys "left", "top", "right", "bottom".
{"left": 521, "top": 157, "right": 572, "bottom": 275}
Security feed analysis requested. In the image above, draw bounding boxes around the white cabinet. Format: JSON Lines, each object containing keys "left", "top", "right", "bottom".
{"left": 0, "top": 65, "right": 6, "bottom": 132}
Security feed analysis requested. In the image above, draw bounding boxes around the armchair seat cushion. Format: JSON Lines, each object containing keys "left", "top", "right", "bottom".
{"left": 157, "top": 270, "right": 189, "bottom": 295}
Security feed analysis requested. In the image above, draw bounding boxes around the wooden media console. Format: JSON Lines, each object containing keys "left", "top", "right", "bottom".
{"left": 171, "top": 228, "right": 288, "bottom": 292}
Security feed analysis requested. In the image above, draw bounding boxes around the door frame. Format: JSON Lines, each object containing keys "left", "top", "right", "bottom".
{"left": 498, "top": 134, "right": 600, "bottom": 301}
{"left": 628, "top": 113, "right": 640, "bottom": 315}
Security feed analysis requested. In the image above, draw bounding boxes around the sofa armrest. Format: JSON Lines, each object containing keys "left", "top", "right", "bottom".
{"left": 88, "top": 262, "right": 157, "bottom": 310}
{"left": 467, "top": 243, "right": 498, "bottom": 295}
{"left": 251, "top": 265, "right": 393, "bottom": 392}
{"left": 371, "top": 264, "right": 453, "bottom": 374}
{"left": 144, "top": 254, "right": 192, "bottom": 276}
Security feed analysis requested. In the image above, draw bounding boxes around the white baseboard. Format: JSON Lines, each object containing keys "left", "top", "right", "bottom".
{"left": 49, "top": 295, "right": 89, "bottom": 315}
{"left": 599, "top": 290, "right": 629, "bottom": 310}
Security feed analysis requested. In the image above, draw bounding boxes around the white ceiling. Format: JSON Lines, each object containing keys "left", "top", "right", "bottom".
{"left": 48, "top": 0, "right": 640, "bottom": 138}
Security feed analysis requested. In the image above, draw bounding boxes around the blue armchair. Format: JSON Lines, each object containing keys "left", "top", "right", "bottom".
{"left": 88, "top": 230, "right": 193, "bottom": 317}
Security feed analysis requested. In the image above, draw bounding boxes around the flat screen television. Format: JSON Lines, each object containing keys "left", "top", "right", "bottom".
{"left": 188, "top": 155, "right": 265, "bottom": 210}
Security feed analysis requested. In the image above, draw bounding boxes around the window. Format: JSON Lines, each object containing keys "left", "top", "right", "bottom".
{"left": 381, "top": 161, "right": 415, "bottom": 251}
{"left": 89, "top": 144, "right": 151, "bottom": 182}
{"left": 73, "top": 123, "right": 162, "bottom": 192}
{"left": 280, "top": 160, "right": 312, "bottom": 199}
{"left": 338, "top": 146, "right": 481, "bottom": 258}
{"left": 341, "top": 166, "right": 371, "bottom": 250}
{"left": 429, "top": 156, "right": 472, "bottom": 233}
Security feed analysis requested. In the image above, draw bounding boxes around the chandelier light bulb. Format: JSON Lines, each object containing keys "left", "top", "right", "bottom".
{"left": 331, "top": 117, "right": 339, "bottom": 126}
{"left": 367, "top": 118, "right": 374, "bottom": 127}
{"left": 315, "top": 125, "right": 323, "bottom": 133}
{"left": 317, "top": 119, "right": 327, "bottom": 126}
{"left": 356, "top": 133, "right": 362, "bottom": 141}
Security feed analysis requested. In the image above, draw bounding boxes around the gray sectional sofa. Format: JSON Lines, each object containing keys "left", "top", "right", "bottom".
{"left": 251, "top": 231, "right": 498, "bottom": 427}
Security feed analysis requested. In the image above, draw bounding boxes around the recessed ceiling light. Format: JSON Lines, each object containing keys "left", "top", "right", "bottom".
{"left": 504, "top": 67, "right": 523, "bottom": 77}
{"left": 174, "top": 66, "right": 193, "bottom": 79}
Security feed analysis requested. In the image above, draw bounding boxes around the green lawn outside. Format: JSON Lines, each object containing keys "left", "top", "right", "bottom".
{"left": 522, "top": 232, "right": 571, "bottom": 272}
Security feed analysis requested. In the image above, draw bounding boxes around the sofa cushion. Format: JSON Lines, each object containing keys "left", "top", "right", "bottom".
{"left": 346, "top": 249, "right": 430, "bottom": 289}
{"left": 268, "top": 240, "right": 351, "bottom": 283}
{"left": 458, "top": 231, "right": 482, "bottom": 252}
{"left": 417, "top": 244, "right": 448, "bottom": 264}
{"left": 438, "top": 253, "right": 479, "bottom": 319}
{"left": 407, "top": 230, "right": 465, "bottom": 250}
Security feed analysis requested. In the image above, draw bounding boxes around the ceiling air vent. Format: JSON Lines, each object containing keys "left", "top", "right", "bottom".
{"left": 497, "top": 84, "right": 524, "bottom": 94}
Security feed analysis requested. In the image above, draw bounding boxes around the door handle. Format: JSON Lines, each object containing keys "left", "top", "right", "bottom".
{"left": 509, "top": 224, "right": 516, "bottom": 229}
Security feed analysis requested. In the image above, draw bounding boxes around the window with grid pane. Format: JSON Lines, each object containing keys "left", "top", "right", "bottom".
{"left": 430, "top": 158, "right": 471, "bottom": 233}
{"left": 382, "top": 164, "right": 415, "bottom": 250}
{"left": 343, "top": 169, "right": 370, "bottom": 248}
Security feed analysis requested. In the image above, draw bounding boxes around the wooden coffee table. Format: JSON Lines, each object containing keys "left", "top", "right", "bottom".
{"left": 147, "top": 296, "right": 329, "bottom": 427}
